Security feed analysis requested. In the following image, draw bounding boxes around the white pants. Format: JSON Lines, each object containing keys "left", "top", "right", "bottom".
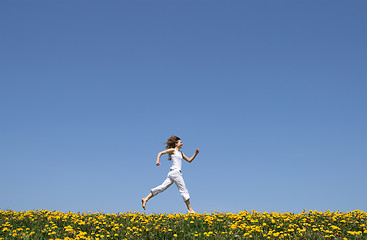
{"left": 151, "top": 169, "right": 190, "bottom": 202}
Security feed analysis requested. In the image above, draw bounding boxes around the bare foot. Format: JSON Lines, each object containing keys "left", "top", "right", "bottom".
{"left": 187, "top": 210, "right": 196, "bottom": 214}
{"left": 141, "top": 198, "right": 147, "bottom": 210}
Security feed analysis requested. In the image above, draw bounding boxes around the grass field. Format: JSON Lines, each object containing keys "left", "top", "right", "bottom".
{"left": 1, "top": 209, "right": 366, "bottom": 239}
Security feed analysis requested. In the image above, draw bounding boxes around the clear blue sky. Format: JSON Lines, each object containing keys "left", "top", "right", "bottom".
{"left": 1, "top": 1, "right": 366, "bottom": 214}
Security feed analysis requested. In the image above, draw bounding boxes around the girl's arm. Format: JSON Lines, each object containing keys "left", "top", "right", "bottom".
{"left": 156, "top": 148, "right": 175, "bottom": 166}
{"left": 182, "top": 148, "right": 199, "bottom": 163}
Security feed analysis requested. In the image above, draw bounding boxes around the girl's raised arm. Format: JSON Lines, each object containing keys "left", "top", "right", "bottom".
{"left": 182, "top": 148, "right": 199, "bottom": 163}
{"left": 156, "top": 148, "right": 175, "bottom": 166}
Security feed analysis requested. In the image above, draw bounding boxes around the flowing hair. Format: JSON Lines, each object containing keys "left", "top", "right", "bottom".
{"left": 165, "top": 136, "right": 180, "bottom": 161}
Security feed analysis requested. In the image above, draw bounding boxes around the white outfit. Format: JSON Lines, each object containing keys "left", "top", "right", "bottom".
{"left": 150, "top": 149, "right": 190, "bottom": 201}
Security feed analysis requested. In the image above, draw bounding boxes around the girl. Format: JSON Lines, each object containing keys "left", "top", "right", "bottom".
{"left": 141, "top": 136, "right": 199, "bottom": 214}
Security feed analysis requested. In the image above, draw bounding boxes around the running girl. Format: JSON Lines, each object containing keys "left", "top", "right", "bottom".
{"left": 141, "top": 136, "right": 199, "bottom": 214}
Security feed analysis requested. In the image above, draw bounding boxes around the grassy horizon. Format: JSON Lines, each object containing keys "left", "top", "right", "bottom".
{"left": 1, "top": 209, "right": 366, "bottom": 239}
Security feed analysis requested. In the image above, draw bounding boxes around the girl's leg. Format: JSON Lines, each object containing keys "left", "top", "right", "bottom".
{"left": 185, "top": 199, "right": 195, "bottom": 214}
{"left": 141, "top": 193, "right": 153, "bottom": 210}
{"left": 172, "top": 171, "right": 195, "bottom": 213}
{"left": 142, "top": 176, "right": 173, "bottom": 210}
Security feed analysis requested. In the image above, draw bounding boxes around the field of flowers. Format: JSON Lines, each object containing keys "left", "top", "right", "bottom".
{"left": 1, "top": 209, "right": 366, "bottom": 239}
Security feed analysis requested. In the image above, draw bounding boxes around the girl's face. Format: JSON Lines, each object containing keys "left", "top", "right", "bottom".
{"left": 176, "top": 140, "right": 183, "bottom": 149}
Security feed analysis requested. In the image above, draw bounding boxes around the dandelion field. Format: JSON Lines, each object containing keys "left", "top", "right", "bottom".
{"left": 1, "top": 209, "right": 366, "bottom": 240}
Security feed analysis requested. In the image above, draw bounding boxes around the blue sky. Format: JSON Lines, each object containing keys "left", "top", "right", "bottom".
{"left": 1, "top": 0, "right": 366, "bottom": 214}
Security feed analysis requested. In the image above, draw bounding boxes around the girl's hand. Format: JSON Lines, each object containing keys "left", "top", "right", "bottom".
{"left": 156, "top": 162, "right": 161, "bottom": 166}
{"left": 195, "top": 148, "right": 199, "bottom": 154}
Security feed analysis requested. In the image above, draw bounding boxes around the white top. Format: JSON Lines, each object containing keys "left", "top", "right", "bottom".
{"left": 170, "top": 149, "right": 183, "bottom": 171}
